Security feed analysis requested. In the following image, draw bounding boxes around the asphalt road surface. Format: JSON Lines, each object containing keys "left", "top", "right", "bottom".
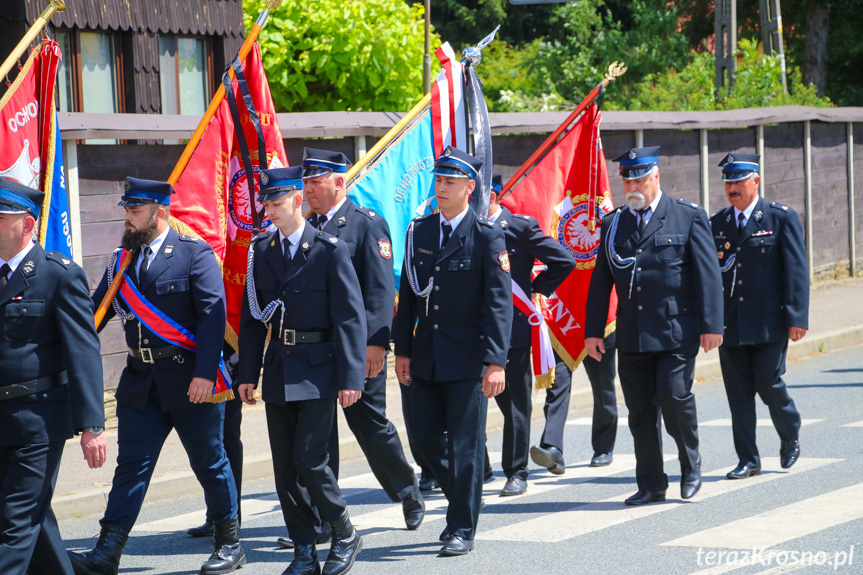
{"left": 60, "top": 344, "right": 863, "bottom": 575}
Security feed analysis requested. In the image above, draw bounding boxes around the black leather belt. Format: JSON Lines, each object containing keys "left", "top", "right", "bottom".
{"left": 281, "top": 329, "right": 334, "bottom": 346}
{"left": 128, "top": 345, "right": 188, "bottom": 364}
{"left": 0, "top": 371, "right": 68, "bottom": 401}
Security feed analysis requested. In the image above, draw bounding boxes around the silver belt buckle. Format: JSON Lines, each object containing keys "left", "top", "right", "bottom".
{"left": 283, "top": 329, "right": 296, "bottom": 346}
{"left": 139, "top": 347, "right": 155, "bottom": 364}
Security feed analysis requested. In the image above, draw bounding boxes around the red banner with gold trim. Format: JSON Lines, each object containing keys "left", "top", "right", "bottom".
{"left": 169, "top": 43, "right": 287, "bottom": 350}
{"left": 502, "top": 102, "right": 617, "bottom": 370}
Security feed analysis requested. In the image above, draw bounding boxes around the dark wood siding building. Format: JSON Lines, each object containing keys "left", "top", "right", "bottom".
{"left": 0, "top": 0, "right": 244, "bottom": 114}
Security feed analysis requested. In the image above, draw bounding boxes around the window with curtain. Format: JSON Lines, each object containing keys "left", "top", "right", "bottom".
{"left": 159, "top": 35, "right": 209, "bottom": 115}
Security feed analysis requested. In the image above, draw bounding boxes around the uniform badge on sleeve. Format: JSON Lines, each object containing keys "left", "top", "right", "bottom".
{"left": 378, "top": 238, "right": 392, "bottom": 260}
{"left": 498, "top": 251, "right": 511, "bottom": 273}
{"left": 717, "top": 251, "right": 724, "bottom": 259}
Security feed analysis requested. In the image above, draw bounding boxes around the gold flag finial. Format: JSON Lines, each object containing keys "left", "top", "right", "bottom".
{"left": 605, "top": 61, "right": 627, "bottom": 82}
{"left": 266, "top": 0, "right": 283, "bottom": 12}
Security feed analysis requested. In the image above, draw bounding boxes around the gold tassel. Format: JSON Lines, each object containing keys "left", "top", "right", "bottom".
{"left": 207, "top": 388, "right": 235, "bottom": 404}
{"left": 534, "top": 365, "right": 556, "bottom": 391}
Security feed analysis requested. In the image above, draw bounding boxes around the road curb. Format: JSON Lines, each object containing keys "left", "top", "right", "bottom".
{"left": 53, "top": 325, "right": 863, "bottom": 521}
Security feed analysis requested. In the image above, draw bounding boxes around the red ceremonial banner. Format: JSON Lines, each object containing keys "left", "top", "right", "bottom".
{"left": 502, "top": 102, "right": 617, "bottom": 369}
{"left": 0, "top": 40, "right": 60, "bottom": 206}
{"left": 169, "top": 43, "right": 287, "bottom": 350}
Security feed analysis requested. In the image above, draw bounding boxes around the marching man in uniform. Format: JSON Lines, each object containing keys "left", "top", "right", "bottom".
{"left": 238, "top": 166, "right": 366, "bottom": 575}
{"left": 711, "top": 153, "right": 807, "bottom": 479}
{"left": 0, "top": 177, "right": 106, "bottom": 575}
{"left": 485, "top": 173, "right": 575, "bottom": 496}
{"left": 71, "top": 178, "right": 243, "bottom": 575}
{"left": 585, "top": 147, "right": 724, "bottom": 505}
{"left": 393, "top": 147, "right": 512, "bottom": 556}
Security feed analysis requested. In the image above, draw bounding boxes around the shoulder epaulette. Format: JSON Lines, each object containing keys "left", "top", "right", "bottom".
{"left": 514, "top": 213, "right": 532, "bottom": 221}
{"left": 178, "top": 234, "right": 199, "bottom": 242}
{"left": 413, "top": 212, "right": 435, "bottom": 222}
{"left": 677, "top": 198, "right": 700, "bottom": 209}
{"left": 477, "top": 218, "right": 494, "bottom": 228}
{"left": 356, "top": 206, "right": 379, "bottom": 220}
{"left": 769, "top": 201, "right": 790, "bottom": 212}
{"left": 46, "top": 252, "right": 73, "bottom": 268}
{"left": 316, "top": 231, "right": 339, "bottom": 246}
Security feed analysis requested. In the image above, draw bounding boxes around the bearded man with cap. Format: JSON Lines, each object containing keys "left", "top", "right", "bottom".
{"left": 393, "top": 146, "right": 512, "bottom": 556}
{"left": 585, "top": 147, "right": 723, "bottom": 505}
{"left": 485, "top": 173, "right": 575, "bottom": 496}
{"left": 0, "top": 177, "right": 105, "bottom": 575}
{"left": 710, "top": 153, "right": 807, "bottom": 479}
{"left": 301, "top": 147, "right": 423, "bottom": 529}
{"left": 72, "top": 178, "right": 244, "bottom": 575}
{"left": 238, "top": 166, "right": 366, "bottom": 575}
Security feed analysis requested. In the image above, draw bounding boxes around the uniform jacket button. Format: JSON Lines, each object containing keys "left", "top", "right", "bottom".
{"left": 435, "top": 266, "right": 440, "bottom": 271}
{"left": 739, "top": 297, "right": 744, "bottom": 301}
{"left": 434, "top": 324, "right": 439, "bottom": 329}
{"left": 434, "top": 286, "right": 439, "bottom": 291}
{"left": 480, "top": 335, "right": 485, "bottom": 340}
{"left": 636, "top": 267, "right": 642, "bottom": 272}
{"left": 636, "top": 286, "right": 642, "bottom": 292}
{"left": 637, "top": 305, "right": 643, "bottom": 310}
{"left": 433, "top": 305, "right": 439, "bottom": 310}
{"left": 637, "top": 248, "right": 643, "bottom": 254}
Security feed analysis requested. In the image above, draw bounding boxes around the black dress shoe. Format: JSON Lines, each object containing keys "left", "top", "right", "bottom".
{"left": 726, "top": 464, "right": 762, "bottom": 479}
{"left": 200, "top": 518, "right": 245, "bottom": 574}
{"left": 499, "top": 476, "right": 527, "bottom": 497}
{"left": 624, "top": 489, "right": 666, "bottom": 506}
{"left": 590, "top": 452, "right": 613, "bottom": 467}
{"left": 681, "top": 457, "right": 702, "bottom": 500}
{"left": 530, "top": 445, "right": 565, "bottom": 475}
{"left": 439, "top": 527, "right": 451, "bottom": 542}
{"left": 281, "top": 544, "right": 320, "bottom": 575}
{"left": 187, "top": 519, "right": 215, "bottom": 538}
{"left": 780, "top": 439, "right": 800, "bottom": 469}
{"left": 402, "top": 482, "right": 425, "bottom": 530}
{"left": 322, "top": 510, "right": 361, "bottom": 575}
{"left": 440, "top": 535, "right": 474, "bottom": 556}
{"left": 418, "top": 475, "right": 439, "bottom": 491}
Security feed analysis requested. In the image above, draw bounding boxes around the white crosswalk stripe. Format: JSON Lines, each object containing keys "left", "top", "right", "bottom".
{"left": 841, "top": 419, "right": 863, "bottom": 427}
{"left": 699, "top": 418, "right": 824, "bottom": 427}
{"left": 475, "top": 457, "right": 841, "bottom": 543}
{"left": 663, "top": 482, "right": 863, "bottom": 550}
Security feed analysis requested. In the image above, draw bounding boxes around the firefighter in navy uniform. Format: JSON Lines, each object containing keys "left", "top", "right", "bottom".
{"left": 71, "top": 178, "right": 243, "bottom": 575}
{"left": 710, "top": 153, "right": 807, "bottom": 479}
{"left": 485, "top": 173, "right": 575, "bottom": 496}
{"left": 0, "top": 177, "right": 106, "bottom": 575}
{"left": 393, "top": 147, "right": 512, "bottom": 556}
{"left": 585, "top": 147, "right": 724, "bottom": 506}
{"left": 238, "top": 166, "right": 366, "bottom": 575}
{"left": 300, "top": 148, "right": 423, "bottom": 532}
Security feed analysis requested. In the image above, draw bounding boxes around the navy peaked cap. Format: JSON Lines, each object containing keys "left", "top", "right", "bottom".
{"left": 432, "top": 146, "right": 481, "bottom": 180}
{"left": 0, "top": 176, "right": 44, "bottom": 217}
{"left": 259, "top": 166, "right": 304, "bottom": 202}
{"left": 718, "top": 152, "right": 760, "bottom": 182}
{"left": 492, "top": 173, "right": 503, "bottom": 193}
{"left": 612, "top": 146, "right": 661, "bottom": 180}
{"left": 118, "top": 177, "right": 173, "bottom": 207}
{"left": 302, "top": 148, "right": 349, "bottom": 179}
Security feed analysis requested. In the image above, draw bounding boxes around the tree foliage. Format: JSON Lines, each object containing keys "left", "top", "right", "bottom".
{"left": 244, "top": 0, "right": 429, "bottom": 112}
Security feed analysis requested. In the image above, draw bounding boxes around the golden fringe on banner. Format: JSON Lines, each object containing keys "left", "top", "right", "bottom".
{"left": 207, "top": 388, "right": 235, "bottom": 404}
{"left": 534, "top": 365, "right": 556, "bottom": 391}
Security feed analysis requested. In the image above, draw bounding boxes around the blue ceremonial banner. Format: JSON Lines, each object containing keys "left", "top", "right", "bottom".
{"left": 348, "top": 111, "right": 436, "bottom": 288}
{"left": 42, "top": 116, "right": 72, "bottom": 257}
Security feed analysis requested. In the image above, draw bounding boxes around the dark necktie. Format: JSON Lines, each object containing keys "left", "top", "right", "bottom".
{"left": 737, "top": 212, "right": 746, "bottom": 235}
{"left": 138, "top": 246, "right": 152, "bottom": 285}
{"left": 441, "top": 221, "right": 453, "bottom": 249}
{"left": 315, "top": 214, "right": 328, "bottom": 231}
{"left": 283, "top": 237, "right": 294, "bottom": 268}
{"left": 637, "top": 207, "right": 651, "bottom": 234}
{"left": 0, "top": 263, "right": 10, "bottom": 293}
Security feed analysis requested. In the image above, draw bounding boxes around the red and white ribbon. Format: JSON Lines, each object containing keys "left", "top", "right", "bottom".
{"left": 511, "top": 280, "right": 556, "bottom": 389}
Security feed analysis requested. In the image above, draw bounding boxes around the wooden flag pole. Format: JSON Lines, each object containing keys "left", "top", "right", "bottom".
{"left": 498, "top": 62, "right": 627, "bottom": 202}
{"left": 0, "top": 0, "right": 65, "bottom": 83}
{"left": 93, "top": 0, "right": 283, "bottom": 329}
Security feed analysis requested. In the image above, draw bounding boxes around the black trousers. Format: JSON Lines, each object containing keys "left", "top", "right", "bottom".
{"left": 617, "top": 345, "right": 700, "bottom": 492}
{"left": 0, "top": 441, "right": 72, "bottom": 575}
{"left": 494, "top": 346, "right": 532, "bottom": 480}
{"left": 399, "top": 379, "right": 446, "bottom": 480}
{"left": 409, "top": 377, "right": 487, "bottom": 541}
{"left": 719, "top": 341, "right": 801, "bottom": 468}
{"left": 266, "top": 399, "right": 347, "bottom": 544}
{"left": 328, "top": 367, "right": 416, "bottom": 502}
{"left": 539, "top": 334, "right": 617, "bottom": 455}
{"left": 224, "top": 392, "right": 243, "bottom": 519}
